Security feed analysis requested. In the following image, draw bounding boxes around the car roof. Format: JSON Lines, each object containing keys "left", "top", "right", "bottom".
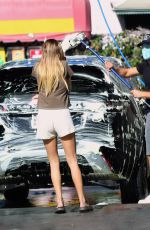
{"left": 0, "top": 55, "right": 122, "bottom": 70}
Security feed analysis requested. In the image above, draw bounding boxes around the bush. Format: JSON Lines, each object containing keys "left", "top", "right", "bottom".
{"left": 70, "top": 29, "right": 150, "bottom": 67}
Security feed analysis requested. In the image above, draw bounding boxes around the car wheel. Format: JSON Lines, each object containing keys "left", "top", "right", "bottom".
{"left": 4, "top": 185, "right": 29, "bottom": 203}
{"left": 120, "top": 152, "right": 148, "bottom": 204}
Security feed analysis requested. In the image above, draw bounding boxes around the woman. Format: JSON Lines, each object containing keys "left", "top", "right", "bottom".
{"left": 32, "top": 39, "right": 93, "bottom": 213}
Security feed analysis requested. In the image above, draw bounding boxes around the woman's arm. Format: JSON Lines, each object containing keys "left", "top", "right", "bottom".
{"left": 65, "top": 64, "right": 74, "bottom": 91}
{"left": 66, "top": 77, "right": 71, "bottom": 91}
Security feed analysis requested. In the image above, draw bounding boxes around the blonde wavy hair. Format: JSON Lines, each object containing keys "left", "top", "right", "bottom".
{"left": 34, "top": 39, "right": 66, "bottom": 96}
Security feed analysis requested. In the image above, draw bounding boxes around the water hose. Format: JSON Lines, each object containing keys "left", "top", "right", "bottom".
{"left": 81, "top": 40, "right": 133, "bottom": 89}
{"left": 97, "top": 0, "right": 145, "bottom": 88}
{"left": 70, "top": 32, "right": 150, "bottom": 108}
{"left": 80, "top": 39, "right": 150, "bottom": 108}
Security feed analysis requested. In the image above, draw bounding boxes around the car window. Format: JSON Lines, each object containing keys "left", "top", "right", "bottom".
{"left": 0, "top": 67, "right": 37, "bottom": 96}
{"left": 109, "top": 71, "right": 131, "bottom": 94}
{"left": 0, "top": 64, "right": 129, "bottom": 98}
{"left": 71, "top": 66, "right": 114, "bottom": 94}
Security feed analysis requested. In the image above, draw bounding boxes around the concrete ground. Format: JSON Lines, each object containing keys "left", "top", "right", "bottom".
{"left": 0, "top": 204, "right": 150, "bottom": 230}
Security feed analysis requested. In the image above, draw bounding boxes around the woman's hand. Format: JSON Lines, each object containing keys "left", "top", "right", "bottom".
{"left": 29, "top": 94, "right": 39, "bottom": 106}
{"left": 32, "top": 94, "right": 39, "bottom": 100}
{"left": 131, "top": 89, "right": 143, "bottom": 98}
{"left": 105, "top": 61, "right": 114, "bottom": 71}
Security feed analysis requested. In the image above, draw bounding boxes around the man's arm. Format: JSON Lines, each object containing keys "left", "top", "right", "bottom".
{"left": 105, "top": 61, "right": 139, "bottom": 78}
{"left": 131, "top": 90, "right": 150, "bottom": 98}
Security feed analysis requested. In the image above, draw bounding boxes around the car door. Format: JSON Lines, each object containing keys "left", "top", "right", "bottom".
{"left": 69, "top": 63, "right": 145, "bottom": 180}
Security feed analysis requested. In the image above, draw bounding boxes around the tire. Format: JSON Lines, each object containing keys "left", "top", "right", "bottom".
{"left": 120, "top": 153, "right": 148, "bottom": 204}
{"left": 4, "top": 185, "right": 29, "bottom": 203}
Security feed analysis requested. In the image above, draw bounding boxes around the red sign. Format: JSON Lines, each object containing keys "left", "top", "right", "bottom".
{"left": 29, "top": 49, "right": 42, "bottom": 59}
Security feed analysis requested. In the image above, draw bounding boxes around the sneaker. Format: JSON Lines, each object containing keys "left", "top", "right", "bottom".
{"left": 138, "top": 195, "right": 150, "bottom": 204}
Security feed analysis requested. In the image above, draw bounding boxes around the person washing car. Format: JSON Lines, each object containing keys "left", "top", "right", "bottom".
{"left": 105, "top": 34, "right": 150, "bottom": 202}
{"left": 32, "top": 38, "right": 93, "bottom": 214}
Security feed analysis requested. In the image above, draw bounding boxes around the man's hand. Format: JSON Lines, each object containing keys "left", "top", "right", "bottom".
{"left": 131, "top": 89, "right": 143, "bottom": 98}
{"left": 105, "top": 61, "right": 114, "bottom": 71}
{"left": 61, "top": 33, "right": 85, "bottom": 53}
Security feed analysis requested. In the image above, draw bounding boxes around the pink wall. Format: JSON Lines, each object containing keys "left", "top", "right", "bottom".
{"left": 0, "top": 0, "right": 91, "bottom": 42}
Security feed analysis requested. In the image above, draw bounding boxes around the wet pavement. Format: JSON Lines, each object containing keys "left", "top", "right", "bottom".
{"left": 0, "top": 203, "right": 150, "bottom": 230}
{"left": 0, "top": 186, "right": 149, "bottom": 230}
{"left": 0, "top": 185, "right": 121, "bottom": 208}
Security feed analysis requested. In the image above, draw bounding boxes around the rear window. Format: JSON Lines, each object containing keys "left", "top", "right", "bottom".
{"left": 0, "top": 67, "right": 37, "bottom": 96}
{"left": 0, "top": 65, "right": 114, "bottom": 97}
{"left": 71, "top": 66, "right": 114, "bottom": 94}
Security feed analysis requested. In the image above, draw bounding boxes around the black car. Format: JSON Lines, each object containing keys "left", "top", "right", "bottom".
{"left": 0, "top": 56, "right": 148, "bottom": 204}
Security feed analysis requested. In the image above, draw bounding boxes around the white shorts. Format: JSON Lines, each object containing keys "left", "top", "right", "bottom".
{"left": 36, "top": 109, "right": 75, "bottom": 139}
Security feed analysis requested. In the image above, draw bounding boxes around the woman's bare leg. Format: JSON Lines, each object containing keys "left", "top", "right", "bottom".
{"left": 43, "top": 138, "right": 64, "bottom": 207}
{"left": 61, "top": 133, "right": 87, "bottom": 207}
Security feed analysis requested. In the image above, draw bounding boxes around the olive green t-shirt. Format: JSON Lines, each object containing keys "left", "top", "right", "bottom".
{"left": 32, "top": 61, "right": 73, "bottom": 109}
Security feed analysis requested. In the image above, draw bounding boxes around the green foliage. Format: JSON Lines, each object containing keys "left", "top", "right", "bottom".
{"left": 71, "top": 30, "right": 145, "bottom": 67}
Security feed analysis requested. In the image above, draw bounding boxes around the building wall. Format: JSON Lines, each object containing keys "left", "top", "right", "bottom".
{"left": 89, "top": 0, "right": 123, "bottom": 35}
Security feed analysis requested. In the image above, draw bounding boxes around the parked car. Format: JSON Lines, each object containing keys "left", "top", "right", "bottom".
{"left": 0, "top": 56, "right": 148, "bottom": 204}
